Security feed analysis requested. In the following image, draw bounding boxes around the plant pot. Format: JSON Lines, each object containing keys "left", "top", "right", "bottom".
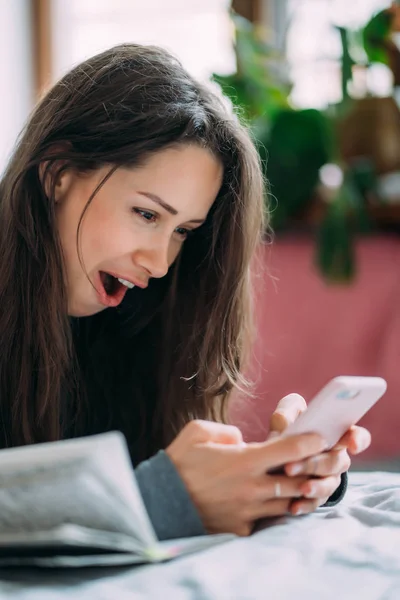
{"left": 337, "top": 96, "right": 400, "bottom": 175}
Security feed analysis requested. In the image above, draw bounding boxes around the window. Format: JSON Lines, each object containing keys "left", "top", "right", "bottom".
{"left": 50, "top": 0, "right": 235, "bottom": 83}
{"left": 0, "top": 1, "right": 33, "bottom": 173}
{"left": 286, "top": 0, "right": 392, "bottom": 108}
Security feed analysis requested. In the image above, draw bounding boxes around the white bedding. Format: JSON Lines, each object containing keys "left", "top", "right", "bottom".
{"left": 0, "top": 471, "right": 399, "bottom": 600}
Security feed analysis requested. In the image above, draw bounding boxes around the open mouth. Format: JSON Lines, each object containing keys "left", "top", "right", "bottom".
{"left": 101, "top": 272, "right": 122, "bottom": 296}
{"left": 98, "top": 271, "right": 131, "bottom": 308}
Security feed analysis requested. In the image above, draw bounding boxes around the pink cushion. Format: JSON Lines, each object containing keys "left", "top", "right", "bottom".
{"left": 230, "top": 235, "right": 400, "bottom": 462}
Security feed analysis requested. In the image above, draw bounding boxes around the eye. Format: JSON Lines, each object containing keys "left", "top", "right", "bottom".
{"left": 174, "top": 227, "right": 192, "bottom": 240}
{"left": 133, "top": 208, "right": 157, "bottom": 223}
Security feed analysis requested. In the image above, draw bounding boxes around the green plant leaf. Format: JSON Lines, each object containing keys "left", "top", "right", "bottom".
{"left": 316, "top": 198, "right": 355, "bottom": 283}
{"left": 212, "top": 11, "right": 290, "bottom": 124}
{"left": 363, "top": 9, "right": 392, "bottom": 65}
{"left": 266, "top": 110, "right": 333, "bottom": 228}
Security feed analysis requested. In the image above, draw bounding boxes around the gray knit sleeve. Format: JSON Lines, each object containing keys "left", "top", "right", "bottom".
{"left": 322, "top": 472, "right": 348, "bottom": 507}
{"left": 135, "top": 450, "right": 206, "bottom": 541}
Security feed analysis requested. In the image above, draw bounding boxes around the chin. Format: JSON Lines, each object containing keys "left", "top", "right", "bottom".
{"left": 67, "top": 298, "right": 106, "bottom": 318}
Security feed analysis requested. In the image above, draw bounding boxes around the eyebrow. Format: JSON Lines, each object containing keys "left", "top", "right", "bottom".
{"left": 137, "top": 191, "right": 206, "bottom": 224}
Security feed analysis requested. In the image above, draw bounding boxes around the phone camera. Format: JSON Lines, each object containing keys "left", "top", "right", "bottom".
{"left": 336, "top": 389, "right": 360, "bottom": 399}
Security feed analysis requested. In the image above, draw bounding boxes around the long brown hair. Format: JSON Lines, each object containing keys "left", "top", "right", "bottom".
{"left": 0, "top": 44, "right": 266, "bottom": 461}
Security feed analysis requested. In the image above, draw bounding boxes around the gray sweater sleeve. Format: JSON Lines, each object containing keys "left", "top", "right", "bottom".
{"left": 135, "top": 450, "right": 206, "bottom": 541}
{"left": 323, "top": 472, "right": 348, "bottom": 507}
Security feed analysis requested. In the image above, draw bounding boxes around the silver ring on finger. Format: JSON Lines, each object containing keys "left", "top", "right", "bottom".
{"left": 274, "top": 482, "right": 281, "bottom": 498}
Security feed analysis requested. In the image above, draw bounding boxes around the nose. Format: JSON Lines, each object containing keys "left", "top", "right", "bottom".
{"left": 133, "top": 240, "right": 170, "bottom": 279}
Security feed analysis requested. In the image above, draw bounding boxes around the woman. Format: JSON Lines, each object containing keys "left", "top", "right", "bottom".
{"left": 0, "top": 44, "right": 370, "bottom": 539}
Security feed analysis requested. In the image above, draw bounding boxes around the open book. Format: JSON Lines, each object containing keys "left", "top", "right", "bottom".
{"left": 0, "top": 431, "right": 234, "bottom": 567}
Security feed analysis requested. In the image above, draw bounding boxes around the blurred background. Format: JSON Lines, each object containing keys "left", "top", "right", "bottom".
{"left": 4, "top": 0, "right": 400, "bottom": 467}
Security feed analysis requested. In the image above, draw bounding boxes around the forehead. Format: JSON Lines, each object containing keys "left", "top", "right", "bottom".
{"left": 129, "top": 144, "right": 222, "bottom": 181}
{"left": 117, "top": 145, "right": 223, "bottom": 214}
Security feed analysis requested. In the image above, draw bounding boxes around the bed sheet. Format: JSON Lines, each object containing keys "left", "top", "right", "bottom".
{"left": 0, "top": 471, "right": 398, "bottom": 600}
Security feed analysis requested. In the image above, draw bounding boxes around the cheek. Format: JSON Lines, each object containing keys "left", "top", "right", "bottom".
{"left": 56, "top": 203, "right": 81, "bottom": 268}
{"left": 82, "top": 208, "right": 129, "bottom": 260}
{"left": 87, "top": 230, "right": 131, "bottom": 264}
{"left": 168, "top": 243, "right": 182, "bottom": 267}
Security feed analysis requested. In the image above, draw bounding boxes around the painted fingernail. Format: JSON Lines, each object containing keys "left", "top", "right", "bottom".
{"left": 288, "top": 463, "right": 303, "bottom": 475}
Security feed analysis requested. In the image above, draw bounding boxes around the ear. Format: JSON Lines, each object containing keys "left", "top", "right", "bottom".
{"left": 53, "top": 168, "right": 74, "bottom": 204}
{"left": 39, "top": 161, "right": 73, "bottom": 203}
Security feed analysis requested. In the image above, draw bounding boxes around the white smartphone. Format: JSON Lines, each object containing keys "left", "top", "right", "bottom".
{"left": 281, "top": 376, "right": 387, "bottom": 450}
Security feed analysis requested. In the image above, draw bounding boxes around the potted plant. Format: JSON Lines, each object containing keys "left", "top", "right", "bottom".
{"left": 213, "top": 8, "right": 400, "bottom": 283}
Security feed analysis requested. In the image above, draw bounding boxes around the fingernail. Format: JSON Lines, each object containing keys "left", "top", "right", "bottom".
{"left": 304, "top": 484, "right": 316, "bottom": 498}
{"left": 288, "top": 463, "right": 303, "bottom": 475}
{"left": 354, "top": 437, "right": 368, "bottom": 453}
{"left": 293, "top": 507, "right": 305, "bottom": 516}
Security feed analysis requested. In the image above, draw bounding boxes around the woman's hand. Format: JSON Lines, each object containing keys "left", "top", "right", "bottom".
{"left": 166, "top": 419, "right": 327, "bottom": 537}
{"left": 269, "top": 393, "right": 372, "bottom": 515}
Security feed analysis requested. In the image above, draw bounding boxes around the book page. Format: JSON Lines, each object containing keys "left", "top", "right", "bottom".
{"left": 0, "top": 432, "right": 157, "bottom": 549}
{"left": 0, "top": 527, "right": 236, "bottom": 567}
{"left": 0, "top": 523, "right": 145, "bottom": 554}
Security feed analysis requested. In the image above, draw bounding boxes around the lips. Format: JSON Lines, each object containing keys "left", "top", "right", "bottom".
{"left": 102, "top": 270, "right": 148, "bottom": 290}
{"left": 96, "top": 271, "right": 148, "bottom": 309}
{"left": 96, "top": 272, "right": 129, "bottom": 308}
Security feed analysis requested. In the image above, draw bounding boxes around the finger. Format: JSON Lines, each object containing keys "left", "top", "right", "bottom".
{"left": 285, "top": 449, "right": 351, "bottom": 477}
{"left": 289, "top": 497, "right": 327, "bottom": 516}
{"left": 252, "top": 498, "right": 292, "bottom": 520}
{"left": 269, "top": 393, "right": 307, "bottom": 434}
{"left": 254, "top": 474, "right": 310, "bottom": 503}
{"left": 250, "top": 433, "right": 327, "bottom": 472}
{"left": 299, "top": 475, "right": 341, "bottom": 500}
{"left": 335, "top": 425, "right": 371, "bottom": 455}
{"left": 187, "top": 419, "right": 244, "bottom": 445}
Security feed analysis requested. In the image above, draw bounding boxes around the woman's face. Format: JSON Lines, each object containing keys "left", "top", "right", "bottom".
{"left": 55, "top": 145, "right": 223, "bottom": 317}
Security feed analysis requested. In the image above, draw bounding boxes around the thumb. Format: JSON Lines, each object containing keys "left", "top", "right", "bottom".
{"left": 269, "top": 393, "right": 307, "bottom": 436}
{"left": 166, "top": 420, "right": 244, "bottom": 469}
{"left": 185, "top": 419, "right": 244, "bottom": 446}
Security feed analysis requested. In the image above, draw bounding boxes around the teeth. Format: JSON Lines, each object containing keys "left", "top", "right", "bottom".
{"left": 118, "top": 278, "right": 135, "bottom": 289}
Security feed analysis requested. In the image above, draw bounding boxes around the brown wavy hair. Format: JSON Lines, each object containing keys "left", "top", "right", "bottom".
{"left": 0, "top": 44, "right": 266, "bottom": 462}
